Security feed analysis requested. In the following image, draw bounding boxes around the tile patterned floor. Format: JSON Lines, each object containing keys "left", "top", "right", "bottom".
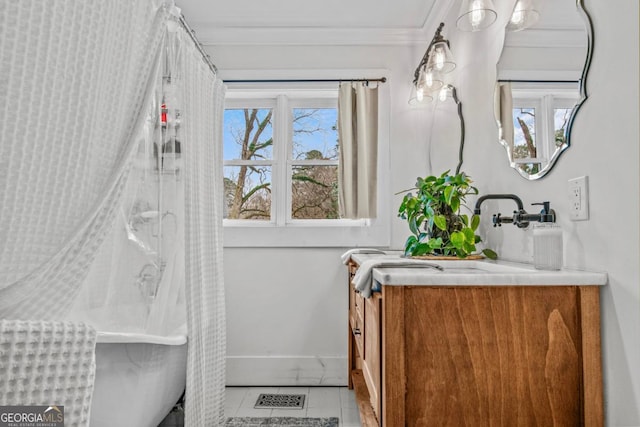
{"left": 225, "top": 387, "right": 361, "bottom": 427}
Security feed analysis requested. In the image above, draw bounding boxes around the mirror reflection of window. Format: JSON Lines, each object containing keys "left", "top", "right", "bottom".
{"left": 498, "top": 81, "right": 579, "bottom": 177}
{"left": 512, "top": 107, "right": 537, "bottom": 157}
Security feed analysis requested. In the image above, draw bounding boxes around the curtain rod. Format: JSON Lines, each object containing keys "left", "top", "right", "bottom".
{"left": 497, "top": 79, "right": 579, "bottom": 83}
{"left": 223, "top": 77, "right": 387, "bottom": 84}
{"left": 177, "top": 14, "right": 218, "bottom": 76}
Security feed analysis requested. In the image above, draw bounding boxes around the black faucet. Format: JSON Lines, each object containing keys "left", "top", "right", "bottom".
{"left": 474, "top": 194, "right": 525, "bottom": 215}
{"left": 474, "top": 194, "right": 556, "bottom": 229}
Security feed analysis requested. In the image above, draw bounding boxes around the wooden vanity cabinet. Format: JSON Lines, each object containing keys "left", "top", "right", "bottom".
{"left": 347, "top": 261, "right": 604, "bottom": 427}
{"left": 348, "top": 262, "right": 382, "bottom": 424}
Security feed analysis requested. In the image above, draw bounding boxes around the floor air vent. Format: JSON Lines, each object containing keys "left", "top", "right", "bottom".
{"left": 254, "top": 393, "right": 306, "bottom": 409}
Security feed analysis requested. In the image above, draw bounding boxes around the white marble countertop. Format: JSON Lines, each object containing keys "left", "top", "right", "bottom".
{"left": 349, "top": 252, "right": 608, "bottom": 287}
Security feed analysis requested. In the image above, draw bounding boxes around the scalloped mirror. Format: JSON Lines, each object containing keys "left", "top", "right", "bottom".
{"left": 494, "top": 0, "right": 593, "bottom": 179}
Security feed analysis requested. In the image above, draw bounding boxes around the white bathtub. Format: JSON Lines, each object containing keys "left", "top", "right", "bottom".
{"left": 90, "top": 328, "right": 187, "bottom": 427}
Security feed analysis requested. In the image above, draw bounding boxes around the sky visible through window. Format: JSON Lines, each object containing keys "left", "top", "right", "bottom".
{"left": 223, "top": 109, "right": 273, "bottom": 161}
{"left": 223, "top": 108, "right": 338, "bottom": 161}
{"left": 292, "top": 108, "right": 338, "bottom": 160}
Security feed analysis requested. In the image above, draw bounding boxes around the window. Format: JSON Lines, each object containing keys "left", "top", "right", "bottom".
{"left": 290, "top": 106, "right": 339, "bottom": 220}
{"left": 510, "top": 83, "right": 579, "bottom": 175}
{"left": 223, "top": 95, "right": 341, "bottom": 222}
{"left": 222, "top": 84, "right": 390, "bottom": 247}
{"left": 224, "top": 106, "right": 274, "bottom": 220}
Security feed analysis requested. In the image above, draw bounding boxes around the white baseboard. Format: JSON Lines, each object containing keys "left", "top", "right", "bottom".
{"left": 226, "top": 356, "right": 348, "bottom": 386}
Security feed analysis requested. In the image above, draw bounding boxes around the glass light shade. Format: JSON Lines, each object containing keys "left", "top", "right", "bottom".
{"left": 425, "top": 41, "right": 456, "bottom": 74}
{"left": 437, "top": 86, "right": 451, "bottom": 102}
{"left": 408, "top": 84, "right": 434, "bottom": 107}
{"left": 456, "top": 0, "right": 497, "bottom": 32}
{"left": 506, "top": 0, "right": 540, "bottom": 32}
{"left": 417, "top": 65, "right": 444, "bottom": 94}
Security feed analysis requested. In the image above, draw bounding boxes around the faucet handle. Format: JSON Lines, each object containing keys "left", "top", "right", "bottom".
{"left": 532, "top": 201, "right": 556, "bottom": 223}
{"left": 532, "top": 201, "right": 551, "bottom": 214}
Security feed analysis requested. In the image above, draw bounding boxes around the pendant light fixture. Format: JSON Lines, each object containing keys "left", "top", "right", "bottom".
{"left": 506, "top": 0, "right": 540, "bottom": 32}
{"left": 409, "top": 23, "right": 455, "bottom": 106}
{"left": 456, "top": 0, "right": 497, "bottom": 32}
{"left": 408, "top": 84, "right": 434, "bottom": 106}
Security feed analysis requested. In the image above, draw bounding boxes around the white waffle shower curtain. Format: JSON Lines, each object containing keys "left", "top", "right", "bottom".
{"left": 172, "top": 15, "right": 227, "bottom": 427}
{"left": 0, "top": 0, "right": 168, "bottom": 318}
{"left": 0, "top": 1, "right": 226, "bottom": 424}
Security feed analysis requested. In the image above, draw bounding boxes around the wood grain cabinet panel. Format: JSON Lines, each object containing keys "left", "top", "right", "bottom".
{"left": 347, "top": 261, "right": 603, "bottom": 427}
{"left": 363, "top": 294, "right": 381, "bottom": 420}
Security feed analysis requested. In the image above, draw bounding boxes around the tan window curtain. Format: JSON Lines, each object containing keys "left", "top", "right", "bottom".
{"left": 494, "top": 82, "right": 514, "bottom": 153}
{"left": 338, "top": 82, "right": 379, "bottom": 219}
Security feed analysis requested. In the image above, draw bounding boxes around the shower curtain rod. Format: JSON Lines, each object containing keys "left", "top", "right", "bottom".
{"left": 177, "top": 14, "right": 218, "bottom": 76}
{"left": 224, "top": 77, "right": 387, "bottom": 84}
{"left": 497, "top": 79, "right": 579, "bottom": 83}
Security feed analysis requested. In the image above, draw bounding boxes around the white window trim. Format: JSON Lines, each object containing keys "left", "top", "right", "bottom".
{"left": 221, "top": 73, "right": 391, "bottom": 248}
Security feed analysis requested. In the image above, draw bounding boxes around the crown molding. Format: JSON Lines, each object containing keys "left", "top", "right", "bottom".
{"left": 195, "top": 26, "right": 430, "bottom": 46}
{"left": 191, "top": 0, "right": 454, "bottom": 47}
{"left": 420, "top": 0, "right": 456, "bottom": 38}
{"left": 504, "top": 27, "right": 586, "bottom": 49}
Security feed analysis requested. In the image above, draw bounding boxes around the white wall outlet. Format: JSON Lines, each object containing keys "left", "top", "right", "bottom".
{"left": 568, "top": 176, "right": 589, "bottom": 221}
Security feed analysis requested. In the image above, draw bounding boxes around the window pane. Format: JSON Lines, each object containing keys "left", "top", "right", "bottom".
{"left": 224, "top": 108, "right": 273, "bottom": 160}
{"left": 291, "top": 165, "right": 339, "bottom": 219}
{"left": 554, "top": 108, "right": 573, "bottom": 147}
{"left": 292, "top": 108, "right": 338, "bottom": 160}
{"left": 512, "top": 107, "right": 536, "bottom": 159}
{"left": 224, "top": 165, "right": 271, "bottom": 220}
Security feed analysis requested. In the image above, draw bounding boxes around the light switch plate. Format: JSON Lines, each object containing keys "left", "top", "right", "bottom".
{"left": 568, "top": 176, "right": 589, "bottom": 221}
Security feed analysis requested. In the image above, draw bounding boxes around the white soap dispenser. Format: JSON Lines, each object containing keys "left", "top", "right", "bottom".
{"left": 532, "top": 202, "right": 562, "bottom": 270}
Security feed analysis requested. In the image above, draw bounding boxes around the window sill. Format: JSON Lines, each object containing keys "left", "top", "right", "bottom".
{"left": 222, "top": 219, "right": 389, "bottom": 248}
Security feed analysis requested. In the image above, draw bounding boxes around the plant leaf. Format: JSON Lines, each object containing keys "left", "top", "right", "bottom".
{"left": 404, "top": 237, "right": 418, "bottom": 256}
{"left": 482, "top": 248, "right": 498, "bottom": 260}
{"left": 471, "top": 214, "right": 480, "bottom": 231}
{"left": 404, "top": 235, "right": 417, "bottom": 248}
{"left": 413, "top": 243, "right": 432, "bottom": 256}
{"left": 450, "top": 231, "right": 465, "bottom": 249}
{"left": 409, "top": 216, "right": 419, "bottom": 235}
{"left": 428, "top": 237, "right": 443, "bottom": 249}
{"left": 434, "top": 215, "right": 447, "bottom": 231}
{"left": 463, "top": 241, "right": 476, "bottom": 254}
{"left": 450, "top": 196, "right": 460, "bottom": 213}
{"left": 444, "top": 186, "right": 454, "bottom": 204}
{"left": 462, "top": 227, "right": 475, "bottom": 242}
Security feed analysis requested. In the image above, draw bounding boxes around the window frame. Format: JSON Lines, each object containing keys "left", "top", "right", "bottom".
{"left": 222, "top": 82, "right": 390, "bottom": 248}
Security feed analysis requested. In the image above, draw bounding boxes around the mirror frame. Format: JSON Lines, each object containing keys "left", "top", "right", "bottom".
{"left": 451, "top": 85, "right": 466, "bottom": 175}
{"left": 496, "top": 0, "right": 594, "bottom": 180}
{"left": 426, "top": 85, "right": 466, "bottom": 175}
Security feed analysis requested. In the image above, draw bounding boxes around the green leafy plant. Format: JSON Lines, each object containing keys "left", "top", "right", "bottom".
{"left": 397, "top": 171, "right": 498, "bottom": 259}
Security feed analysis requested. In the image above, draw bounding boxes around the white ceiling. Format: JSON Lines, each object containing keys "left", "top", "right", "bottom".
{"left": 175, "top": 0, "right": 588, "bottom": 47}
{"left": 175, "top": 0, "right": 446, "bottom": 45}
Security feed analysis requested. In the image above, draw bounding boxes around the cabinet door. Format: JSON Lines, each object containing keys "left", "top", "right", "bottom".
{"left": 363, "top": 294, "right": 381, "bottom": 421}
{"left": 403, "top": 286, "right": 582, "bottom": 426}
